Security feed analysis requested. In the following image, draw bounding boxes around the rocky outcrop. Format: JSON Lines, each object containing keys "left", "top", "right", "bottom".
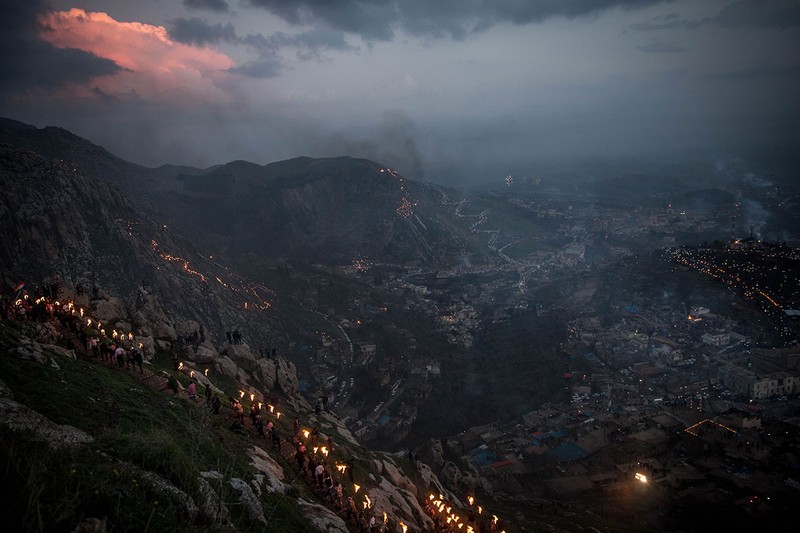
{"left": 249, "top": 445, "right": 287, "bottom": 494}
{"left": 90, "top": 297, "right": 129, "bottom": 324}
{"left": 368, "top": 477, "right": 433, "bottom": 533}
{"left": 296, "top": 499, "right": 349, "bottom": 533}
{"left": 197, "top": 477, "right": 231, "bottom": 526}
{"left": 140, "top": 471, "right": 199, "bottom": 520}
{"left": 0, "top": 397, "right": 94, "bottom": 449}
{"left": 228, "top": 477, "right": 266, "bottom": 525}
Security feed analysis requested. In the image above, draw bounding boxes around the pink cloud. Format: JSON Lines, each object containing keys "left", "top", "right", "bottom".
{"left": 38, "top": 9, "right": 237, "bottom": 104}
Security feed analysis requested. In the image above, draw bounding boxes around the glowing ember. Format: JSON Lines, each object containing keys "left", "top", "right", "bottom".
{"left": 204, "top": 369, "right": 208, "bottom": 376}
{"left": 250, "top": 393, "right": 255, "bottom": 402}
{"left": 151, "top": 240, "right": 208, "bottom": 283}
{"left": 336, "top": 463, "right": 347, "bottom": 474}
{"left": 396, "top": 196, "right": 418, "bottom": 218}
{"left": 239, "top": 390, "right": 245, "bottom": 398}
{"left": 363, "top": 494, "right": 371, "bottom": 509}
{"left": 467, "top": 496, "right": 474, "bottom": 506}
{"left": 178, "top": 362, "right": 184, "bottom": 370}
{"left": 399, "top": 522, "right": 407, "bottom": 533}
{"left": 353, "top": 257, "right": 373, "bottom": 272}
{"left": 354, "top": 484, "right": 360, "bottom": 493}
{"left": 635, "top": 472, "right": 648, "bottom": 483}
{"left": 303, "top": 429, "right": 310, "bottom": 439}
{"left": 276, "top": 412, "right": 282, "bottom": 419}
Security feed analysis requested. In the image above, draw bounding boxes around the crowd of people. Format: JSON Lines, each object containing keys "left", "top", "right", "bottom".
{"left": 2, "top": 280, "right": 506, "bottom": 532}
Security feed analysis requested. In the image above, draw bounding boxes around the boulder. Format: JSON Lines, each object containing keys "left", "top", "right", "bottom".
{"left": 215, "top": 356, "right": 239, "bottom": 380}
{"left": 175, "top": 319, "right": 201, "bottom": 337}
{"left": 140, "top": 471, "right": 198, "bottom": 520}
{"left": 276, "top": 356, "right": 299, "bottom": 397}
{"left": 249, "top": 446, "right": 287, "bottom": 493}
{"left": 187, "top": 345, "right": 217, "bottom": 364}
{"left": 227, "top": 343, "right": 258, "bottom": 362}
{"left": 416, "top": 463, "right": 447, "bottom": 497}
{"left": 136, "top": 335, "right": 156, "bottom": 361}
{"left": 376, "top": 457, "right": 418, "bottom": 497}
{"left": 256, "top": 359, "right": 277, "bottom": 390}
{"left": 90, "top": 297, "right": 128, "bottom": 323}
{"left": 197, "top": 477, "right": 231, "bottom": 526}
{"left": 296, "top": 499, "right": 349, "bottom": 533}
{"left": 229, "top": 478, "right": 266, "bottom": 525}
{"left": 0, "top": 398, "right": 94, "bottom": 449}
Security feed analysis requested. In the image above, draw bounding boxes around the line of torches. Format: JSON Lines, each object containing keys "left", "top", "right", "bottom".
{"left": 71, "top": 295, "right": 509, "bottom": 532}
{"left": 37, "top": 293, "right": 509, "bottom": 533}
{"left": 86, "top": 315, "right": 144, "bottom": 351}
{"left": 427, "top": 493, "right": 504, "bottom": 533}
{"left": 80, "top": 301, "right": 213, "bottom": 377}
{"left": 238, "top": 390, "right": 282, "bottom": 418}
{"left": 294, "top": 424, "right": 388, "bottom": 521}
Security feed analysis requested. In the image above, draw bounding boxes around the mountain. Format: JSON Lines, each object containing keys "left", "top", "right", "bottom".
{"left": 0, "top": 143, "right": 287, "bottom": 351}
{"left": 0, "top": 121, "right": 482, "bottom": 268}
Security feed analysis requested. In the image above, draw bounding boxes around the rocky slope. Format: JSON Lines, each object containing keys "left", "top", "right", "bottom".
{"left": 0, "top": 297, "right": 475, "bottom": 532}
{"left": 0, "top": 143, "right": 292, "bottom": 350}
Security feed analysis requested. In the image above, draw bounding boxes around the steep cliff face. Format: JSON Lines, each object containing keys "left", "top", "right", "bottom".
{"left": 0, "top": 144, "right": 284, "bottom": 349}
{"left": 0, "top": 145, "right": 142, "bottom": 292}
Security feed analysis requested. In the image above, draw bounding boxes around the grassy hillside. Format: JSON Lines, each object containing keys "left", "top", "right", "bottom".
{"left": 0, "top": 321, "right": 313, "bottom": 533}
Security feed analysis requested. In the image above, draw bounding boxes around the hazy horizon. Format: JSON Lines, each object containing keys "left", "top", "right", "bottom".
{"left": 1, "top": 0, "right": 798, "bottom": 184}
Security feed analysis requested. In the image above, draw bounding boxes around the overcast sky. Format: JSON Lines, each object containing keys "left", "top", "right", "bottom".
{"left": 1, "top": 0, "right": 798, "bottom": 182}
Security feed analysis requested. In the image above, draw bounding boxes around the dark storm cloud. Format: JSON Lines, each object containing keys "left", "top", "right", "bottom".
{"left": 716, "top": 0, "right": 800, "bottom": 29}
{"left": 183, "top": 0, "right": 230, "bottom": 13}
{"left": 169, "top": 17, "right": 238, "bottom": 46}
{"left": 637, "top": 39, "right": 687, "bottom": 53}
{"left": 228, "top": 58, "right": 282, "bottom": 78}
{"left": 168, "top": 17, "right": 353, "bottom": 76}
{"left": 245, "top": 0, "right": 666, "bottom": 40}
{"left": 239, "top": 28, "right": 355, "bottom": 57}
{"left": 629, "top": 0, "right": 800, "bottom": 32}
{"left": 627, "top": 13, "right": 712, "bottom": 32}
{"left": 0, "top": 0, "right": 122, "bottom": 94}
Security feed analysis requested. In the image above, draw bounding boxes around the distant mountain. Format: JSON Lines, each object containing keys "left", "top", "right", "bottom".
{"left": 0, "top": 119, "right": 480, "bottom": 267}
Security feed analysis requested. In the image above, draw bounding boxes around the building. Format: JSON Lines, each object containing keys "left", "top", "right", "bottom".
{"left": 717, "top": 364, "right": 800, "bottom": 399}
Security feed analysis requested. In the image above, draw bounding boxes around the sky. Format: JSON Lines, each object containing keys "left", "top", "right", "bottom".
{"left": 0, "top": 0, "right": 798, "bottom": 183}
